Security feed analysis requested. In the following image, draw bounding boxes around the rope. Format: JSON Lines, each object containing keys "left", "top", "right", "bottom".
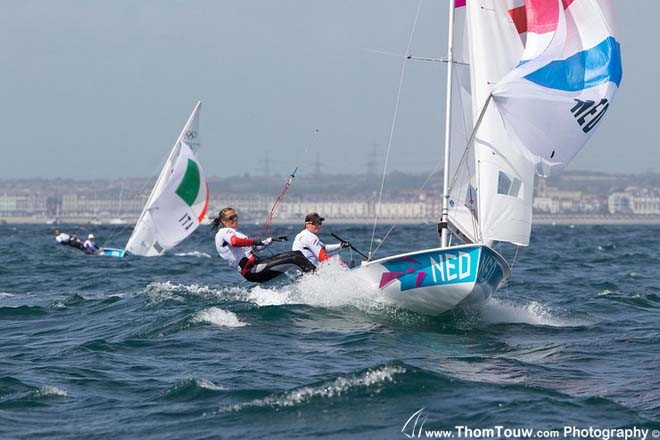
{"left": 368, "top": 0, "right": 424, "bottom": 258}
{"left": 370, "top": 158, "right": 443, "bottom": 258}
{"left": 510, "top": 245, "right": 521, "bottom": 271}
{"left": 257, "top": 128, "right": 319, "bottom": 238}
{"left": 257, "top": 168, "right": 297, "bottom": 239}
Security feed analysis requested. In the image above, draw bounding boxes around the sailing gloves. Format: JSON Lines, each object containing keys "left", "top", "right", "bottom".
{"left": 252, "top": 237, "right": 273, "bottom": 247}
{"left": 340, "top": 241, "right": 351, "bottom": 249}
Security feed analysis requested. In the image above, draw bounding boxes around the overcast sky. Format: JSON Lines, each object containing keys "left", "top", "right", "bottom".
{"left": 0, "top": 1, "right": 654, "bottom": 180}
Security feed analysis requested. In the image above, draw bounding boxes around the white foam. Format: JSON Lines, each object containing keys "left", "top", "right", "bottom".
{"left": 193, "top": 307, "right": 247, "bottom": 328}
{"left": 197, "top": 378, "right": 224, "bottom": 391}
{"left": 143, "top": 281, "right": 245, "bottom": 304}
{"left": 171, "top": 378, "right": 224, "bottom": 392}
{"left": 230, "top": 364, "right": 405, "bottom": 410}
{"left": 49, "top": 301, "right": 67, "bottom": 309}
{"left": 246, "top": 259, "right": 392, "bottom": 313}
{"left": 247, "top": 286, "right": 292, "bottom": 306}
{"left": 480, "top": 298, "right": 587, "bottom": 327}
{"left": 596, "top": 289, "right": 614, "bottom": 296}
{"left": 174, "top": 251, "right": 212, "bottom": 258}
{"left": 0, "top": 292, "right": 15, "bottom": 298}
{"left": 34, "top": 385, "right": 68, "bottom": 397}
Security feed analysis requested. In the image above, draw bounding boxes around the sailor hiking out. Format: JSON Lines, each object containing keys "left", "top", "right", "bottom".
{"left": 54, "top": 228, "right": 86, "bottom": 252}
{"left": 213, "top": 208, "right": 315, "bottom": 283}
{"left": 292, "top": 212, "right": 349, "bottom": 266}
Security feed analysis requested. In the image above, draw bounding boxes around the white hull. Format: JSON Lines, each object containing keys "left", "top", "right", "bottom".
{"left": 352, "top": 244, "right": 510, "bottom": 316}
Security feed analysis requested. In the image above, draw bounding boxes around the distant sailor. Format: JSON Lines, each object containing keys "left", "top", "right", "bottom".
{"left": 292, "top": 212, "right": 349, "bottom": 266}
{"left": 212, "top": 208, "right": 315, "bottom": 283}
{"left": 83, "top": 233, "right": 101, "bottom": 254}
{"left": 54, "top": 228, "right": 86, "bottom": 252}
{"left": 54, "top": 228, "right": 70, "bottom": 245}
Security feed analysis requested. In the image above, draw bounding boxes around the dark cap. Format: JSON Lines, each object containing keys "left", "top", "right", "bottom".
{"left": 304, "top": 212, "right": 325, "bottom": 223}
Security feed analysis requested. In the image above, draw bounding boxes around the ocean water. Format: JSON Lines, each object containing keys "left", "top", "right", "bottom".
{"left": 1, "top": 223, "right": 659, "bottom": 439}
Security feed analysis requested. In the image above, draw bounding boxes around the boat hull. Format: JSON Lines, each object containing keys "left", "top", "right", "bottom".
{"left": 352, "top": 244, "right": 510, "bottom": 316}
{"left": 101, "top": 248, "right": 126, "bottom": 258}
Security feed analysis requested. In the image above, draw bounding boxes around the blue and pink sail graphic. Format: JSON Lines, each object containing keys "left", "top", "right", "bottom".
{"left": 488, "top": 0, "right": 622, "bottom": 175}
{"left": 455, "top": 0, "right": 622, "bottom": 176}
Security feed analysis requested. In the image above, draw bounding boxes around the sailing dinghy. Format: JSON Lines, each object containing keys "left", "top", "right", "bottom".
{"left": 352, "top": 0, "right": 622, "bottom": 316}
{"left": 102, "top": 101, "right": 209, "bottom": 257}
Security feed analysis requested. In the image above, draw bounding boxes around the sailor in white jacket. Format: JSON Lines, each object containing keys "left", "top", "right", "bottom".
{"left": 292, "top": 212, "right": 349, "bottom": 266}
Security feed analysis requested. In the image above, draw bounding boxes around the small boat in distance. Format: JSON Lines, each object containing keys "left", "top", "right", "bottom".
{"left": 102, "top": 101, "right": 209, "bottom": 257}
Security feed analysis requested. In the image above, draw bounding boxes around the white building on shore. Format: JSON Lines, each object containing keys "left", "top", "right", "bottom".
{"left": 608, "top": 188, "right": 660, "bottom": 214}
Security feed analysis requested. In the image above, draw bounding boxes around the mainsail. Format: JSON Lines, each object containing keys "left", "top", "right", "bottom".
{"left": 125, "top": 101, "right": 209, "bottom": 256}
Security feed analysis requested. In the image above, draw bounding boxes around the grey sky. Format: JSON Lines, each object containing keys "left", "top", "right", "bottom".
{"left": 0, "top": 1, "right": 654, "bottom": 180}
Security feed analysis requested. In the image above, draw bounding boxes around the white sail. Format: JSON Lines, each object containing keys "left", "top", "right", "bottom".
{"left": 125, "top": 102, "right": 209, "bottom": 256}
{"left": 465, "top": 0, "right": 535, "bottom": 247}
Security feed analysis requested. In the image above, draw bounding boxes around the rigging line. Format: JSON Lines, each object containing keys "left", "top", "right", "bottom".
{"left": 368, "top": 0, "right": 424, "bottom": 259}
{"left": 370, "top": 159, "right": 443, "bottom": 259}
{"left": 258, "top": 128, "right": 319, "bottom": 239}
{"left": 258, "top": 167, "right": 297, "bottom": 239}
{"left": 510, "top": 245, "right": 521, "bottom": 271}
{"left": 447, "top": 94, "right": 493, "bottom": 194}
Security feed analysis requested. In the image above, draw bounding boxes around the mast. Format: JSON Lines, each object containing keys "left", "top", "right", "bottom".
{"left": 440, "top": 0, "right": 456, "bottom": 248}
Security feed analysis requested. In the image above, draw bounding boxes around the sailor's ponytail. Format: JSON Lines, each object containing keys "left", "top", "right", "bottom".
{"left": 211, "top": 216, "right": 222, "bottom": 233}
{"left": 211, "top": 207, "right": 235, "bottom": 233}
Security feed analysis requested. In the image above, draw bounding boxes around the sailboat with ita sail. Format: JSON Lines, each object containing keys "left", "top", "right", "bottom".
{"left": 102, "top": 101, "right": 209, "bottom": 257}
{"left": 352, "top": 0, "right": 622, "bottom": 315}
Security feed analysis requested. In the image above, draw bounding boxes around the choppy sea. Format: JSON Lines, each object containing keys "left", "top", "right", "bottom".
{"left": 1, "top": 223, "right": 659, "bottom": 439}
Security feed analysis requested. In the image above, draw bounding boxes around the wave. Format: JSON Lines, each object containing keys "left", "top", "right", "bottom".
{"left": 0, "top": 305, "right": 47, "bottom": 319}
{"left": 0, "top": 381, "right": 68, "bottom": 409}
{"left": 32, "top": 385, "right": 68, "bottom": 398}
{"left": 228, "top": 363, "right": 406, "bottom": 411}
{"left": 479, "top": 298, "right": 588, "bottom": 327}
{"left": 141, "top": 281, "right": 245, "bottom": 305}
{"left": 192, "top": 307, "right": 248, "bottom": 328}
{"left": 163, "top": 378, "right": 224, "bottom": 401}
{"left": 173, "top": 251, "right": 212, "bottom": 258}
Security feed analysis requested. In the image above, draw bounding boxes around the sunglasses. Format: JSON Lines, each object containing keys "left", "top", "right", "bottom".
{"left": 226, "top": 215, "right": 238, "bottom": 221}
{"left": 307, "top": 221, "right": 322, "bottom": 226}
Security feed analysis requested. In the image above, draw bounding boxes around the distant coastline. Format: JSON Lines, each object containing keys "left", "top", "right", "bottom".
{"left": 4, "top": 214, "right": 660, "bottom": 226}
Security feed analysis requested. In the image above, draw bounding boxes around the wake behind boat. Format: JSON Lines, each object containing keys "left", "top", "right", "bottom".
{"left": 351, "top": 0, "right": 622, "bottom": 316}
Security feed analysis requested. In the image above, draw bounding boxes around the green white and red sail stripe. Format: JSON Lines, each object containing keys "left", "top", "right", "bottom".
{"left": 125, "top": 101, "right": 209, "bottom": 256}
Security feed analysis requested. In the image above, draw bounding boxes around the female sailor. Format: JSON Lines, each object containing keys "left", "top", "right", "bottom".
{"left": 212, "top": 207, "right": 315, "bottom": 283}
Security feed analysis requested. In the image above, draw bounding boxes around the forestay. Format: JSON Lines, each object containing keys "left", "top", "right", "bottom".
{"left": 125, "top": 102, "right": 209, "bottom": 256}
